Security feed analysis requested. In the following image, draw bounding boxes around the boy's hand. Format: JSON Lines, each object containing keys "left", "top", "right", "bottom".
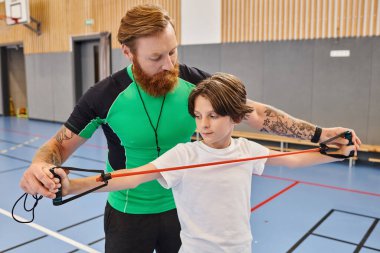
{"left": 50, "top": 168, "right": 71, "bottom": 197}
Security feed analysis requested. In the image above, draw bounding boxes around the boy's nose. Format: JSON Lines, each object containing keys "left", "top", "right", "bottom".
{"left": 201, "top": 118, "right": 210, "bottom": 129}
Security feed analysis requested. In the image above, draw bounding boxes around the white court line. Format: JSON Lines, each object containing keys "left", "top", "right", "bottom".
{"left": 0, "top": 208, "right": 100, "bottom": 253}
{"left": 0, "top": 137, "right": 40, "bottom": 155}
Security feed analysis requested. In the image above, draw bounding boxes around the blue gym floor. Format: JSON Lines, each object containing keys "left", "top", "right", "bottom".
{"left": 0, "top": 116, "right": 379, "bottom": 253}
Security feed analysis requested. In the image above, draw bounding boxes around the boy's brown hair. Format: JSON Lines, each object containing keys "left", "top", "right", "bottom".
{"left": 188, "top": 73, "right": 254, "bottom": 123}
{"left": 117, "top": 4, "right": 175, "bottom": 53}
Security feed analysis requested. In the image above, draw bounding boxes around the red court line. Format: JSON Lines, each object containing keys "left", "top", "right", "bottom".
{"left": 261, "top": 174, "right": 380, "bottom": 197}
{"left": 251, "top": 181, "right": 299, "bottom": 212}
{"left": 250, "top": 174, "right": 380, "bottom": 212}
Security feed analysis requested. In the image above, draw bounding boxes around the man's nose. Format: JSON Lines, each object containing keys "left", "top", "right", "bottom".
{"left": 162, "top": 55, "right": 174, "bottom": 71}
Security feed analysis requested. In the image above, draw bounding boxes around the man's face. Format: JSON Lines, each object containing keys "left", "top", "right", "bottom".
{"left": 123, "top": 25, "right": 179, "bottom": 97}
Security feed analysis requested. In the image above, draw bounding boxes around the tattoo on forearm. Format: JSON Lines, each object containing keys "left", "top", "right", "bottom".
{"left": 38, "top": 145, "right": 63, "bottom": 166}
{"left": 33, "top": 126, "right": 73, "bottom": 165}
{"left": 55, "top": 126, "right": 74, "bottom": 144}
{"left": 260, "top": 107, "right": 315, "bottom": 140}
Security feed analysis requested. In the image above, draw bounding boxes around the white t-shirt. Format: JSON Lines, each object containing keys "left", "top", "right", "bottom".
{"left": 152, "top": 137, "right": 269, "bottom": 253}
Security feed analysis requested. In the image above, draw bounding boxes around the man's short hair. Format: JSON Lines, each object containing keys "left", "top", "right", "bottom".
{"left": 117, "top": 4, "right": 175, "bottom": 53}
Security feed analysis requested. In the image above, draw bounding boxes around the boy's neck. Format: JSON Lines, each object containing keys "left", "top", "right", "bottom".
{"left": 201, "top": 138, "right": 232, "bottom": 149}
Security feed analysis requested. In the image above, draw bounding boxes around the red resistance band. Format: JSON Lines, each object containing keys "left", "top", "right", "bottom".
{"left": 96, "top": 147, "right": 322, "bottom": 182}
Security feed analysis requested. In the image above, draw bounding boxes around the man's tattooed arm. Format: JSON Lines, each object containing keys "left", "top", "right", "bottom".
{"left": 259, "top": 106, "right": 316, "bottom": 140}
{"left": 35, "top": 145, "right": 63, "bottom": 166}
{"left": 32, "top": 126, "right": 75, "bottom": 165}
{"left": 55, "top": 126, "right": 74, "bottom": 144}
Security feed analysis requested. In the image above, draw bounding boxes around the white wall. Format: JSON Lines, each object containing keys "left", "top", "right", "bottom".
{"left": 181, "top": 0, "right": 221, "bottom": 45}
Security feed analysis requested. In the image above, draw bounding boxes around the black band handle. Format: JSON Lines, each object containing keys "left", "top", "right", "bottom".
{"left": 49, "top": 167, "right": 109, "bottom": 206}
{"left": 343, "top": 131, "right": 355, "bottom": 157}
{"left": 319, "top": 131, "right": 355, "bottom": 158}
{"left": 49, "top": 168, "right": 63, "bottom": 206}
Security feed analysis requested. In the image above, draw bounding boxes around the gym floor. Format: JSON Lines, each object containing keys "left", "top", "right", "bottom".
{"left": 0, "top": 116, "right": 379, "bottom": 253}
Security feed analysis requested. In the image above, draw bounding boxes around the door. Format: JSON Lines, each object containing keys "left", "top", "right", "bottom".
{"left": 73, "top": 33, "right": 111, "bottom": 103}
{"left": 73, "top": 39, "right": 100, "bottom": 102}
{"left": 0, "top": 44, "right": 27, "bottom": 117}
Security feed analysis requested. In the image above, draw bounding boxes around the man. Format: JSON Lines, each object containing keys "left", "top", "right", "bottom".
{"left": 20, "top": 4, "right": 361, "bottom": 253}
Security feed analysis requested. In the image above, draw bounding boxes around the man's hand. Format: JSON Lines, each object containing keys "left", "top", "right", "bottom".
{"left": 320, "top": 127, "right": 361, "bottom": 150}
{"left": 337, "top": 144, "right": 357, "bottom": 158}
{"left": 20, "top": 162, "right": 59, "bottom": 199}
{"left": 19, "top": 126, "right": 86, "bottom": 199}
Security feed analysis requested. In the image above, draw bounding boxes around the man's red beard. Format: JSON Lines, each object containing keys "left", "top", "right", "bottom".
{"left": 132, "top": 58, "right": 179, "bottom": 97}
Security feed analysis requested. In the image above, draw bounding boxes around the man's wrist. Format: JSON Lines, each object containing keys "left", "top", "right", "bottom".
{"left": 311, "top": 126, "right": 322, "bottom": 143}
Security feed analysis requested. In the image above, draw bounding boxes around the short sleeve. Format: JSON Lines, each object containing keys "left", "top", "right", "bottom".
{"left": 65, "top": 69, "right": 131, "bottom": 139}
{"left": 179, "top": 64, "right": 211, "bottom": 85}
{"left": 64, "top": 88, "right": 104, "bottom": 138}
{"left": 151, "top": 144, "right": 187, "bottom": 189}
{"left": 242, "top": 138, "right": 269, "bottom": 176}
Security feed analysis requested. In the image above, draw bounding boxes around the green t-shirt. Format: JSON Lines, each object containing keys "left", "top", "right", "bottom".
{"left": 65, "top": 64, "right": 210, "bottom": 214}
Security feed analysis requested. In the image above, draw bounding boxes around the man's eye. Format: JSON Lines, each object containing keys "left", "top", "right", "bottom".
{"left": 150, "top": 56, "right": 161, "bottom": 61}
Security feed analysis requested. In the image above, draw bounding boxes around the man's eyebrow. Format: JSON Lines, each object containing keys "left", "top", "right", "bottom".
{"left": 150, "top": 53, "right": 161, "bottom": 57}
{"left": 148, "top": 47, "right": 177, "bottom": 59}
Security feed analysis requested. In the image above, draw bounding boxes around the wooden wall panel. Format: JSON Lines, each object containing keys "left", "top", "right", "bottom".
{"left": 0, "top": 0, "right": 180, "bottom": 54}
{"left": 1, "top": 0, "right": 379, "bottom": 52}
{"left": 222, "top": 0, "right": 380, "bottom": 42}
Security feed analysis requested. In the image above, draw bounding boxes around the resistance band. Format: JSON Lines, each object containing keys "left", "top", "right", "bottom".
{"left": 97, "top": 148, "right": 322, "bottom": 181}
{"left": 12, "top": 131, "right": 354, "bottom": 223}
{"left": 98, "top": 130, "right": 354, "bottom": 181}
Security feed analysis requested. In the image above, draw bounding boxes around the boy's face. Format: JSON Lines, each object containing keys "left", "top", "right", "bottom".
{"left": 194, "top": 95, "right": 235, "bottom": 149}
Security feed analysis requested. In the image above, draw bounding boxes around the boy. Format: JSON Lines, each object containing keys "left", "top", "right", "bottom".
{"left": 52, "top": 73, "right": 354, "bottom": 253}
